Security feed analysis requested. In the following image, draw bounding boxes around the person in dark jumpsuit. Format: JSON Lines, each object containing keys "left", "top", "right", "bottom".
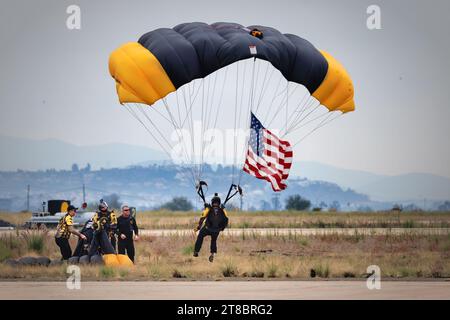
{"left": 193, "top": 193, "right": 229, "bottom": 262}
{"left": 88, "top": 200, "right": 117, "bottom": 257}
{"left": 72, "top": 218, "right": 94, "bottom": 257}
{"left": 116, "top": 204, "right": 139, "bottom": 263}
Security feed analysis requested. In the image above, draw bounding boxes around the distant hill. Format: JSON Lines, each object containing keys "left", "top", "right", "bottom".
{"left": 0, "top": 135, "right": 167, "bottom": 171}
{"left": 356, "top": 173, "right": 450, "bottom": 202}
{"left": 292, "top": 161, "right": 450, "bottom": 202}
{"left": 0, "top": 164, "right": 371, "bottom": 211}
{"left": 1, "top": 135, "right": 449, "bottom": 204}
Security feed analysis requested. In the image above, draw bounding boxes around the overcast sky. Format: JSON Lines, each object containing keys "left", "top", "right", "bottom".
{"left": 1, "top": 0, "right": 449, "bottom": 178}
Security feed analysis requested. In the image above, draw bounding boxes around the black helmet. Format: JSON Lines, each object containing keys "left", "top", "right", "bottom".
{"left": 211, "top": 193, "right": 221, "bottom": 206}
{"left": 98, "top": 199, "right": 108, "bottom": 211}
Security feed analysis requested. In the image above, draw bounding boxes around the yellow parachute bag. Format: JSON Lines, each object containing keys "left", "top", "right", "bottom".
{"left": 103, "top": 254, "right": 120, "bottom": 266}
{"left": 117, "top": 254, "right": 133, "bottom": 266}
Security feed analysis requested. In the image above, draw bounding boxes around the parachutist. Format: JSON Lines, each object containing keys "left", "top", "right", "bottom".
{"left": 193, "top": 193, "right": 229, "bottom": 261}
{"left": 88, "top": 200, "right": 117, "bottom": 257}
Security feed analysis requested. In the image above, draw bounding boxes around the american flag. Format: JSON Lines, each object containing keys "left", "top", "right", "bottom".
{"left": 243, "top": 112, "right": 293, "bottom": 191}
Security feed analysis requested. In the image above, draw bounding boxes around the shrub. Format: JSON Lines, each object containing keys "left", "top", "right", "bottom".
{"left": 0, "top": 242, "right": 12, "bottom": 262}
{"left": 312, "top": 264, "right": 330, "bottom": 278}
{"left": 222, "top": 260, "right": 238, "bottom": 277}
{"left": 343, "top": 271, "right": 355, "bottom": 278}
{"left": 181, "top": 244, "right": 195, "bottom": 255}
{"left": 285, "top": 195, "right": 311, "bottom": 211}
{"left": 161, "top": 197, "right": 193, "bottom": 211}
{"left": 100, "top": 267, "right": 115, "bottom": 278}
{"left": 21, "top": 231, "right": 46, "bottom": 254}
{"left": 172, "top": 269, "right": 186, "bottom": 278}
{"left": 267, "top": 262, "right": 278, "bottom": 278}
{"left": 402, "top": 220, "right": 416, "bottom": 228}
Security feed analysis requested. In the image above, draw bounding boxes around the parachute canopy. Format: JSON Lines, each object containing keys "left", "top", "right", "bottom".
{"left": 108, "top": 22, "right": 356, "bottom": 196}
{"left": 109, "top": 22, "right": 354, "bottom": 113}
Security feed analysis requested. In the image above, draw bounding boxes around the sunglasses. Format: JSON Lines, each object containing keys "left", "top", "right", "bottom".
{"left": 123, "top": 209, "right": 130, "bottom": 211}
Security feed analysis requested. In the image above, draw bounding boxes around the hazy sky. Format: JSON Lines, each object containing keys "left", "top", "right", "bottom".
{"left": 1, "top": 0, "right": 449, "bottom": 178}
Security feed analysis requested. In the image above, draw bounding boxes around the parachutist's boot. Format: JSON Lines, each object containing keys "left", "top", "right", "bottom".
{"left": 193, "top": 252, "right": 199, "bottom": 257}
{"left": 209, "top": 253, "right": 215, "bottom": 263}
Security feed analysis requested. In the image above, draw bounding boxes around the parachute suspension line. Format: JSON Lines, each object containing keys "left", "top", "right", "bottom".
{"left": 123, "top": 104, "right": 170, "bottom": 158}
{"left": 285, "top": 80, "right": 289, "bottom": 136}
{"left": 254, "top": 62, "right": 275, "bottom": 114}
{"left": 180, "top": 78, "right": 203, "bottom": 129}
{"left": 235, "top": 59, "right": 249, "bottom": 182}
{"left": 124, "top": 104, "right": 194, "bottom": 186}
{"left": 231, "top": 61, "right": 240, "bottom": 184}
{"left": 283, "top": 90, "right": 310, "bottom": 134}
{"left": 144, "top": 103, "right": 173, "bottom": 124}
{"left": 133, "top": 104, "right": 173, "bottom": 150}
{"left": 293, "top": 112, "right": 343, "bottom": 147}
{"left": 198, "top": 78, "right": 206, "bottom": 182}
{"left": 175, "top": 90, "right": 183, "bottom": 128}
{"left": 266, "top": 82, "right": 300, "bottom": 129}
{"left": 283, "top": 95, "right": 315, "bottom": 135}
{"left": 262, "top": 71, "right": 284, "bottom": 124}
{"left": 198, "top": 73, "right": 214, "bottom": 182}
{"left": 288, "top": 107, "right": 332, "bottom": 135}
{"left": 238, "top": 58, "right": 257, "bottom": 186}
{"left": 172, "top": 86, "right": 200, "bottom": 182}
{"left": 205, "top": 71, "right": 219, "bottom": 132}
{"left": 285, "top": 99, "right": 321, "bottom": 135}
{"left": 161, "top": 98, "right": 199, "bottom": 186}
{"left": 181, "top": 86, "right": 194, "bottom": 163}
{"left": 199, "top": 70, "right": 220, "bottom": 180}
{"left": 253, "top": 57, "right": 262, "bottom": 107}
{"left": 210, "top": 66, "right": 229, "bottom": 145}
{"left": 181, "top": 79, "right": 204, "bottom": 181}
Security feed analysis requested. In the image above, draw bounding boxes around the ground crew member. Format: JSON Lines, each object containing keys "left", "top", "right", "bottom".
{"left": 117, "top": 204, "right": 139, "bottom": 262}
{"left": 193, "top": 193, "right": 229, "bottom": 262}
{"left": 54, "top": 205, "right": 86, "bottom": 260}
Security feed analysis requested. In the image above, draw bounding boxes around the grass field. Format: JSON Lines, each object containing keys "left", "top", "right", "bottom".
{"left": 2, "top": 210, "right": 450, "bottom": 229}
{"left": 0, "top": 226, "right": 449, "bottom": 280}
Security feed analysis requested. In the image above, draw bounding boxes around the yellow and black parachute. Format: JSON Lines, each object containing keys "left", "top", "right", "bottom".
{"left": 108, "top": 22, "right": 355, "bottom": 194}
{"left": 110, "top": 22, "right": 354, "bottom": 112}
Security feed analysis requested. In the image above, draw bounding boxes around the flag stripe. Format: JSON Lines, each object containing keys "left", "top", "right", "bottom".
{"left": 242, "top": 113, "right": 293, "bottom": 192}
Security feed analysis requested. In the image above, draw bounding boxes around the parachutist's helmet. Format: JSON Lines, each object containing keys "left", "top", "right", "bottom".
{"left": 211, "top": 193, "right": 221, "bottom": 206}
{"left": 99, "top": 200, "right": 108, "bottom": 211}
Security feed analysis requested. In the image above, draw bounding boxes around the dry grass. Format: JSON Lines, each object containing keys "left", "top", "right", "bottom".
{"left": 1, "top": 230, "right": 449, "bottom": 280}
{"left": 121, "top": 210, "right": 450, "bottom": 229}
{"left": 2, "top": 210, "right": 450, "bottom": 229}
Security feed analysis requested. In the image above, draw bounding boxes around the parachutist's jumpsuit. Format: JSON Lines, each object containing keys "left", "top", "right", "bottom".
{"left": 117, "top": 215, "right": 139, "bottom": 262}
{"left": 88, "top": 210, "right": 117, "bottom": 257}
{"left": 194, "top": 206, "right": 228, "bottom": 254}
{"left": 72, "top": 220, "right": 94, "bottom": 257}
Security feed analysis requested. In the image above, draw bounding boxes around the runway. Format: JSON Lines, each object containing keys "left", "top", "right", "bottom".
{"left": 1, "top": 280, "right": 449, "bottom": 299}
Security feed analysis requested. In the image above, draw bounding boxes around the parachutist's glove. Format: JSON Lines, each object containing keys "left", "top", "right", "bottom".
{"left": 220, "top": 204, "right": 225, "bottom": 209}
{"left": 204, "top": 203, "right": 211, "bottom": 209}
